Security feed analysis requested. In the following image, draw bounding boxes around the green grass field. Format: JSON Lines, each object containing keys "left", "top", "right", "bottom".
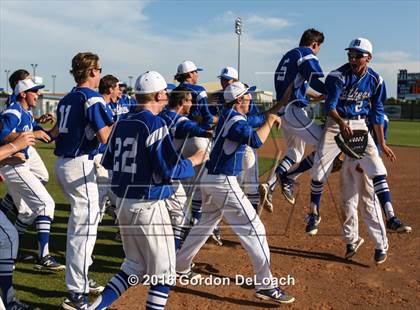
{"left": 0, "top": 120, "right": 419, "bottom": 308}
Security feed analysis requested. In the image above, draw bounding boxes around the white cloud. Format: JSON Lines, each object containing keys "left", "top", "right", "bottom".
{"left": 247, "top": 15, "right": 291, "bottom": 29}
{"left": 375, "top": 51, "right": 411, "bottom": 63}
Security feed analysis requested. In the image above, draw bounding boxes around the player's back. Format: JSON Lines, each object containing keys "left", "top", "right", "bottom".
{"left": 181, "top": 82, "right": 213, "bottom": 129}
{"left": 274, "top": 47, "right": 322, "bottom": 104}
{"left": 54, "top": 87, "right": 104, "bottom": 157}
{"left": 105, "top": 109, "right": 175, "bottom": 200}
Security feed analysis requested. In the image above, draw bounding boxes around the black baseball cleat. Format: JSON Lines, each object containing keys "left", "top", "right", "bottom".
{"left": 62, "top": 292, "right": 90, "bottom": 310}
{"left": 345, "top": 237, "right": 364, "bottom": 259}
{"left": 305, "top": 213, "right": 321, "bottom": 236}
{"left": 255, "top": 287, "right": 295, "bottom": 304}
{"left": 386, "top": 217, "right": 412, "bottom": 233}
{"left": 374, "top": 249, "right": 387, "bottom": 265}
{"left": 34, "top": 254, "right": 65, "bottom": 271}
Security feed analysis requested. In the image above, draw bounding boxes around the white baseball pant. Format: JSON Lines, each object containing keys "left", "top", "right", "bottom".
{"left": 0, "top": 211, "right": 18, "bottom": 260}
{"left": 280, "top": 103, "right": 323, "bottom": 163}
{"left": 0, "top": 162, "right": 55, "bottom": 225}
{"left": 116, "top": 199, "right": 176, "bottom": 283}
{"left": 177, "top": 136, "right": 211, "bottom": 221}
{"left": 55, "top": 155, "right": 100, "bottom": 294}
{"left": 340, "top": 158, "right": 388, "bottom": 250}
{"left": 176, "top": 169, "right": 276, "bottom": 290}
{"left": 312, "top": 117, "right": 387, "bottom": 183}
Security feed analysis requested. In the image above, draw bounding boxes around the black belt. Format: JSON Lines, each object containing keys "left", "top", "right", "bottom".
{"left": 340, "top": 115, "right": 367, "bottom": 120}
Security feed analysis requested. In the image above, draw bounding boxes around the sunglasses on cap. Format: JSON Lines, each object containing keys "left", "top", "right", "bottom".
{"left": 347, "top": 52, "right": 368, "bottom": 59}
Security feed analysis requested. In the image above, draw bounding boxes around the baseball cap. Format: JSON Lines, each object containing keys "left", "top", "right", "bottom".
{"left": 134, "top": 71, "right": 167, "bottom": 94}
{"left": 218, "top": 67, "right": 238, "bottom": 80}
{"left": 118, "top": 81, "right": 127, "bottom": 88}
{"left": 224, "top": 82, "right": 256, "bottom": 103}
{"left": 14, "top": 79, "right": 45, "bottom": 95}
{"left": 345, "top": 38, "right": 373, "bottom": 54}
{"left": 177, "top": 60, "right": 203, "bottom": 74}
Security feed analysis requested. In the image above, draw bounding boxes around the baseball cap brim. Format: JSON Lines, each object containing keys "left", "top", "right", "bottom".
{"left": 345, "top": 47, "right": 370, "bottom": 54}
{"left": 218, "top": 75, "right": 234, "bottom": 80}
{"left": 196, "top": 68, "right": 203, "bottom": 72}
{"left": 27, "top": 85, "right": 45, "bottom": 92}
{"left": 247, "top": 86, "right": 257, "bottom": 93}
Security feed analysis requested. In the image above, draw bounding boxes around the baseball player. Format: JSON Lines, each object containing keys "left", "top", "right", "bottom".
{"left": 51, "top": 52, "right": 114, "bottom": 309}
{"left": 0, "top": 79, "right": 64, "bottom": 271}
{"left": 0, "top": 132, "right": 36, "bottom": 310}
{"left": 176, "top": 82, "right": 295, "bottom": 304}
{"left": 89, "top": 71, "right": 207, "bottom": 310}
{"left": 0, "top": 69, "right": 52, "bottom": 224}
{"left": 307, "top": 38, "right": 411, "bottom": 235}
{"left": 95, "top": 75, "right": 121, "bottom": 212}
{"left": 160, "top": 85, "right": 213, "bottom": 249}
{"left": 341, "top": 113, "right": 393, "bottom": 264}
{"left": 259, "top": 28, "right": 326, "bottom": 210}
{"left": 174, "top": 60, "right": 216, "bottom": 225}
{"left": 117, "top": 82, "right": 138, "bottom": 115}
{"left": 215, "top": 67, "right": 265, "bottom": 213}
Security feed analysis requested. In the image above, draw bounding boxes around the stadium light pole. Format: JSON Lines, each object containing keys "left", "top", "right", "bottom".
{"left": 4, "top": 69, "right": 10, "bottom": 93}
{"left": 235, "top": 17, "right": 242, "bottom": 79}
{"left": 52, "top": 75, "right": 57, "bottom": 94}
{"left": 128, "top": 75, "right": 133, "bottom": 89}
{"left": 31, "top": 63, "right": 38, "bottom": 78}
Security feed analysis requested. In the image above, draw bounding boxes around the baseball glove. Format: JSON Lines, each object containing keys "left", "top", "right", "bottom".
{"left": 334, "top": 130, "right": 368, "bottom": 160}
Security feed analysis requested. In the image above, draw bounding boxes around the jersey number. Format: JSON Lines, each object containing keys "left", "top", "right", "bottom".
{"left": 277, "top": 58, "right": 290, "bottom": 81}
{"left": 114, "top": 137, "right": 137, "bottom": 173}
{"left": 58, "top": 105, "right": 71, "bottom": 133}
{"left": 355, "top": 101, "right": 363, "bottom": 112}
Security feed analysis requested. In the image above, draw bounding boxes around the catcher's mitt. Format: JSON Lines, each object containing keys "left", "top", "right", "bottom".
{"left": 334, "top": 130, "right": 368, "bottom": 160}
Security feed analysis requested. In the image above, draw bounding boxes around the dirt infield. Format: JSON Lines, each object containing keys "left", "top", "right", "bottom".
{"left": 114, "top": 140, "right": 419, "bottom": 309}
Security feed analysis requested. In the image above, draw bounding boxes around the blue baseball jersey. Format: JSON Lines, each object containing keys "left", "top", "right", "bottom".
{"left": 54, "top": 87, "right": 114, "bottom": 157}
{"left": 210, "top": 90, "right": 265, "bottom": 128}
{"left": 109, "top": 94, "right": 136, "bottom": 121}
{"left": 5, "top": 94, "right": 17, "bottom": 108}
{"left": 160, "top": 109, "right": 208, "bottom": 140}
{"left": 325, "top": 63, "right": 386, "bottom": 125}
{"left": 0, "top": 102, "right": 37, "bottom": 158}
{"left": 206, "top": 108, "right": 263, "bottom": 176}
{"left": 101, "top": 109, "right": 195, "bottom": 200}
{"left": 180, "top": 83, "right": 213, "bottom": 130}
{"left": 274, "top": 47, "right": 325, "bottom": 106}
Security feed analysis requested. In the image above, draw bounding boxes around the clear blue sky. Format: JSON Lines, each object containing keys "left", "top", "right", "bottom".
{"left": 1, "top": 0, "right": 419, "bottom": 97}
